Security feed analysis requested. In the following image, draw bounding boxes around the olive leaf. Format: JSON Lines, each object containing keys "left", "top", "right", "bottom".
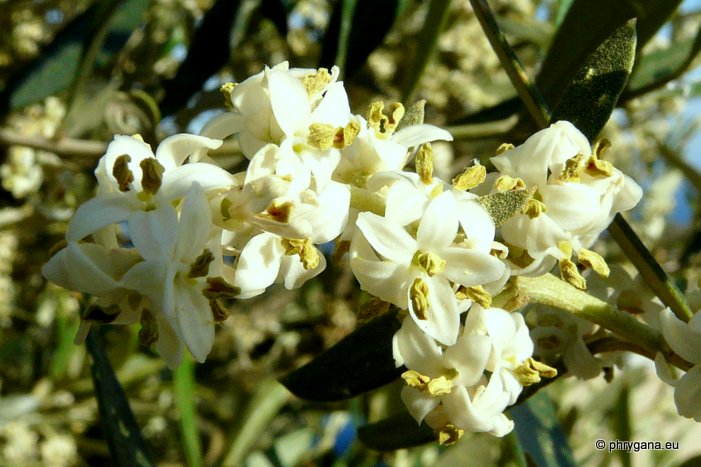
{"left": 279, "top": 309, "right": 402, "bottom": 402}
{"left": 476, "top": 188, "right": 535, "bottom": 228}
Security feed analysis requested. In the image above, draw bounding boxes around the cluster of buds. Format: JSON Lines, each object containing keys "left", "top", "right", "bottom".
{"left": 44, "top": 63, "right": 644, "bottom": 441}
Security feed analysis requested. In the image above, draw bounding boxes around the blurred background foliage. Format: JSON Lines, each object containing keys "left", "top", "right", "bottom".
{"left": 1, "top": 0, "right": 701, "bottom": 465}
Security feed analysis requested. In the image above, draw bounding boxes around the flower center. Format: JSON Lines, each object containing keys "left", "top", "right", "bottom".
{"left": 412, "top": 250, "right": 446, "bottom": 276}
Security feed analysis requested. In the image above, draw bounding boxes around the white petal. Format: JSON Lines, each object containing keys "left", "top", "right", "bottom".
{"left": 401, "top": 386, "right": 439, "bottom": 424}
{"left": 355, "top": 212, "right": 415, "bottom": 264}
{"left": 279, "top": 248, "right": 326, "bottom": 289}
{"left": 409, "top": 274, "right": 460, "bottom": 346}
{"left": 154, "top": 313, "right": 184, "bottom": 369}
{"left": 42, "top": 242, "right": 132, "bottom": 295}
{"left": 392, "top": 124, "right": 453, "bottom": 148}
{"left": 394, "top": 318, "right": 445, "bottom": 376}
{"left": 417, "top": 191, "right": 458, "bottom": 249}
{"left": 120, "top": 260, "right": 169, "bottom": 313}
{"left": 234, "top": 233, "right": 284, "bottom": 298}
{"left": 174, "top": 184, "right": 213, "bottom": 262}
{"left": 539, "top": 183, "right": 603, "bottom": 232}
{"left": 442, "top": 249, "right": 505, "bottom": 287}
{"left": 175, "top": 282, "right": 215, "bottom": 362}
{"left": 661, "top": 307, "right": 701, "bottom": 364}
{"left": 128, "top": 206, "right": 178, "bottom": 262}
{"left": 156, "top": 133, "right": 222, "bottom": 171}
{"left": 66, "top": 195, "right": 135, "bottom": 242}
{"left": 299, "top": 181, "right": 350, "bottom": 243}
{"left": 444, "top": 334, "right": 491, "bottom": 387}
{"left": 269, "top": 70, "right": 310, "bottom": 136}
{"left": 161, "top": 163, "right": 235, "bottom": 200}
{"left": 674, "top": 366, "right": 701, "bottom": 421}
{"left": 199, "top": 112, "right": 247, "bottom": 140}
{"left": 310, "top": 82, "right": 350, "bottom": 127}
{"left": 456, "top": 199, "right": 495, "bottom": 251}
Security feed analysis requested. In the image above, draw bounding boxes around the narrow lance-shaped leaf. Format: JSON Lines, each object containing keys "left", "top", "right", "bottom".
{"left": 509, "top": 391, "right": 576, "bottom": 467}
{"left": 279, "top": 309, "right": 403, "bottom": 402}
{"left": 550, "top": 19, "right": 636, "bottom": 141}
{"left": 86, "top": 328, "right": 154, "bottom": 467}
{"left": 536, "top": 0, "right": 681, "bottom": 111}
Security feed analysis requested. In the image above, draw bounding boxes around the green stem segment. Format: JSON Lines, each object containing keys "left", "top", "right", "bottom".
{"left": 518, "top": 274, "right": 662, "bottom": 356}
{"left": 174, "top": 356, "right": 203, "bottom": 467}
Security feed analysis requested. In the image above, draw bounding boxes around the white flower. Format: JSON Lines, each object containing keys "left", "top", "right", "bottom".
{"left": 350, "top": 190, "right": 504, "bottom": 345}
{"left": 490, "top": 121, "right": 642, "bottom": 275}
{"left": 654, "top": 307, "right": 701, "bottom": 421}
{"left": 333, "top": 115, "right": 453, "bottom": 187}
{"left": 393, "top": 317, "right": 491, "bottom": 422}
{"left": 202, "top": 62, "right": 351, "bottom": 189}
{"left": 119, "top": 184, "right": 223, "bottom": 367}
{"left": 67, "top": 133, "right": 234, "bottom": 244}
{"left": 233, "top": 232, "right": 327, "bottom": 299}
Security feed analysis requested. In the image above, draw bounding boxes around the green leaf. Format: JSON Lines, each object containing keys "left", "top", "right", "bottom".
{"left": 320, "top": 0, "right": 408, "bottom": 77}
{"left": 537, "top": 0, "right": 681, "bottom": 111}
{"left": 2, "top": 0, "right": 147, "bottom": 112}
{"left": 626, "top": 26, "right": 701, "bottom": 95}
{"left": 86, "top": 328, "right": 154, "bottom": 467}
{"left": 401, "top": 0, "right": 452, "bottom": 102}
{"left": 357, "top": 412, "right": 434, "bottom": 450}
{"left": 174, "top": 356, "right": 202, "bottom": 467}
{"left": 160, "top": 0, "right": 242, "bottom": 115}
{"left": 279, "top": 310, "right": 402, "bottom": 402}
{"left": 550, "top": 19, "right": 637, "bottom": 141}
{"left": 509, "top": 391, "right": 576, "bottom": 467}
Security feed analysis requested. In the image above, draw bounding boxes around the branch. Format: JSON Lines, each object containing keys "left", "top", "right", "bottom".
{"left": 0, "top": 128, "right": 106, "bottom": 158}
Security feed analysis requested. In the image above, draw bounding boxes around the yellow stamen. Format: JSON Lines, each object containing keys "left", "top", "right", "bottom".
{"left": 302, "top": 68, "right": 332, "bottom": 96}
{"left": 307, "top": 123, "right": 336, "bottom": 150}
{"left": 401, "top": 369, "right": 430, "bottom": 390}
{"left": 452, "top": 163, "right": 486, "bottom": 191}
{"left": 438, "top": 424, "right": 464, "bottom": 446}
{"left": 412, "top": 250, "right": 446, "bottom": 276}
{"left": 282, "top": 238, "right": 320, "bottom": 270}
{"left": 455, "top": 285, "right": 492, "bottom": 308}
{"left": 577, "top": 248, "right": 610, "bottom": 277}
{"left": 494, "top": 175, "right": 525, "bottom": 192}
{"left": 514, "top": 357, "right": 558, "bottom": 386}
{"left": 333, "top": 121, "right": 361, "bottom": 149}
{"left": 495, "top": 142, "right": 514, "bottom": 155}
{"left": 209, "top": 299, "right": 230, "bottom": 322}
{"left": 265, "top": 200, "right": 294, "bottom": 223}
{"left": 410, "top": 278, "right": 430, "bottom": 319}
{"left": 203, "top": 276, "right": 240, "bottom": 299}
{"left": 560, "top": 154, "right": 584, "bottom": 182}
{"left": 220, "top": 82, "right": 237, "bottom": 110}
{"left": 139, "top": 310, "right": 158, "bottom": 348}
{"left": 415, "top": 143, "right": 434, "bottom": 185}
{"left": 521, "top": 197, "right": 547, "bottom": 218}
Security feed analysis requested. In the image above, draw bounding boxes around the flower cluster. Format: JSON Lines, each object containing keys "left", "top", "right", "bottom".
{"left": 43, "top": 62, "right": 644, "bottom": 442}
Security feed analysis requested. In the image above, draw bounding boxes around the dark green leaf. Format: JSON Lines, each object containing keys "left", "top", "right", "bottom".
{"left": 611, "top": 383, "right": 632, "bottom": 467}
{"left": 537, "top": 0, "right": 681, "bottom": 111}
{"left": 260, "top": 0, "right": 290, "bottom": 36}
{"left": 2, "top": 0, "right": 147, "bottom": 112}
{"left": 160, "top": 0, "right": 242, "bottom": 116}
{"left": 679, "top": 455, "right": 701, "bottom": 467}
{"left": 510, "top": 391, "right": 576, "bottom": 467}
{"left": 550, "top": 19, "right": 637, "bottom": 141}
{"left": 357, "top": 412, "right": 434, "bottom": 450}
{"left": 279, "top": 309, "right": 402, "bottom": 401}
{"left": 320, "top": 0, "right": 406, "bottom": 77}
{"left": 401, "top": 0, "right": 452, "bottom": 102}
{"left": 86, "top": 328, "right": 154, "bottom": 467}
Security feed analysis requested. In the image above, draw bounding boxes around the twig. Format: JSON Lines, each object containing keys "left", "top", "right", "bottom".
{"left": 0, "top": 128, "right": 106, "bottom": 158}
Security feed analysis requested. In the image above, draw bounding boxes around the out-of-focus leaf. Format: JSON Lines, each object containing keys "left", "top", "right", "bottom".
{"left": 510, "top": 391, "right": 576, "bottom": 467}
{"left": 553, "top": 0, "right": 574, "bottom": 27}
{"left": 550, "top": 19, "right": 637, "bottom": 141}
{"left": 320, "top": 0, "right": 408, "bottom": 76}
{"left": 160, "top": 0, "right": 242, "bottom": 116}
{"left": 279, "top": 310, "right": 402, "bottom": 401}
{"left": 536, "top": 0, "right": 681, "bottom": 111}
{"left": 86, "top": 328, "right": 154, "bottom": 467}
{"left": 401, "top": 0, "right": 452, "bottom": 102}
{"left": 611, "top": 383, "right": 632, "bottom": 467}
{"left": 221, "top": 380, "right": 289, "bottom": 467}
{"left": 679, "top": 455, "right": 701, "bottom": 467}
{"left": 448, "top": 96, "right": 520, "bottom": 126}
{"left": 626, "top": 26, "right": 701, "bottom": 96}
{"left": 2, "top": 0, "right": 147, "bottom": 112}
{"left": 357, "top": 412, "right": 433, "bottom": 450}
{"left": 497, "top": 17, "right": 553, "bottom": 47}
{"left": 259, "top": 0, "right": 290, "bottom": 36}
{"left": 174, "top": 356, "right": 202, "bottom": 467}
